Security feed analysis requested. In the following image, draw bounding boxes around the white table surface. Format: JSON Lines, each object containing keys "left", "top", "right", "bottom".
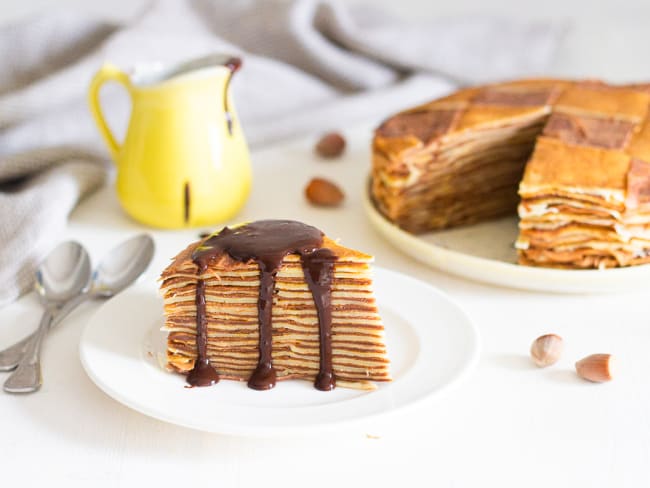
{"left": 1, "top": 125, "right": 650, "bottom": 487}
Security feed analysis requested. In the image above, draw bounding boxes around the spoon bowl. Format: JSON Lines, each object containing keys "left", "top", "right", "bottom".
{"left": 35, "top": 241, "right": 92, "bottom": 305}
{"left": 0, "top": 235, "right": 155, "bottom": 375}
{"left": 4, "top": 241, "right": 92, "bottom": 393}
{"left": 92, "top": 234, "right": 155, "bottom": 297}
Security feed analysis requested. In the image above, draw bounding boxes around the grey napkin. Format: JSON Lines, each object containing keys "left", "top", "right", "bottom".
{"left": 0, "top": 0, "right": 565, "bottom": 306}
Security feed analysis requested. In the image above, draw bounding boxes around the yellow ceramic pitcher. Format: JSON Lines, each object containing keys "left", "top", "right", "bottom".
{"left": 88, "top": 54, "right": 252, "bottom": 228}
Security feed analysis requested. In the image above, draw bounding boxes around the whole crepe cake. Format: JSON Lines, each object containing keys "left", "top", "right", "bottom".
{"left": 371, "top": 79, "right": 650, "bottom": 269}
{"left": 159, "top": 220, "right": 391, "bottom": 391}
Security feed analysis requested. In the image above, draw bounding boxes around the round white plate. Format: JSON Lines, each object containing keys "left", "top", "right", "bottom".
{"left": 364, "top": 187, "right": 650, "bottom": 294}
{"left": 80, "top": 267, "right": 479, "bottom": 436}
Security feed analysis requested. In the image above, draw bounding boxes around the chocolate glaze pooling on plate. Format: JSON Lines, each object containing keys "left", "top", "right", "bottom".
{"left": 189, "top": 220, "right": 338, "bottom": 390}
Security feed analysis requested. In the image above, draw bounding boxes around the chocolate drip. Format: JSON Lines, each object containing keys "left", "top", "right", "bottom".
{"left": 301, "top": 248, "right": 337, "bottom": 391}
{"left": 248, "top": 268, "right": 277, "bottom": 390}
{"left": 189, "top": 220, "right": 338, "bottom": 390}
{"left": 223, "top": 57, "right": 242, "bottom": 136}
{"left": 186, "top": 265, "right": 220, "bottom": 387}
{"left": 183, "top": 182, "right": 191, "bottom": 224}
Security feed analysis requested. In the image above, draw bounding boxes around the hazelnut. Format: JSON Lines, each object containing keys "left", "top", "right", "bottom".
{"left": 305, "top": 178, "right": 345, "bottom": 207}
{"left": 315, "top": 132, "right": 346, "bottom": 158}
{"left": 530, "top": 334, "right": 563, "bottom": 367}
{"left": 575, "top": 354, "right": 615, "bottom": 382}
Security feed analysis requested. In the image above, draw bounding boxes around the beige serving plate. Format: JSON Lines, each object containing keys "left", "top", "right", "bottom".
{"left": 363, "top": 183, "right": 650, "bottom": 294}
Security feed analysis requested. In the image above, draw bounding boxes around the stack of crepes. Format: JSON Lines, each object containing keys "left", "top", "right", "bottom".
{"left": 371, "top": 80, "right": 562, "bottom": 234}
{"left": 371, "top": 78, "right": 650, "bottom": 269}
{"left": 159, "top": 235, "right": 391, "bottom": 390}
{"left": 517, "top": 84, "right": 650, "bottom": 268}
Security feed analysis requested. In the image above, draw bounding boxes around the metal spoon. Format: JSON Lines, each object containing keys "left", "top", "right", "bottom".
{"left": 3, "top": 241, "right": 92, "bottom": 393}
{"left": 0, "top": 234, "right": 155, "bottom": 376}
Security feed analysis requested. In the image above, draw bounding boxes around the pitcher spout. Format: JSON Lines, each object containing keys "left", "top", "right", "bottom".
{"left": 222, "top": 57, "right": 242, "bottom": 136}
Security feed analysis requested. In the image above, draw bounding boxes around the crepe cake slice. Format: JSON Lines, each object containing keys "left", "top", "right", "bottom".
{"left": 516, "top": 84, "right": 650, "bottom": 268}
{"left": 159, "top": 220, "right": 391, "bottom": 391}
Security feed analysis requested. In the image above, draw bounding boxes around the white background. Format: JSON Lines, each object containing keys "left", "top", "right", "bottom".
{"left": 2, "top": 1, "right": 650, "bottom": 487}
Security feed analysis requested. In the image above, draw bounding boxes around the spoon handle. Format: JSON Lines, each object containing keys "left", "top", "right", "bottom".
{"left": 0, "top": 335, "right": 32, "bottom": 372}
{"left": 51, "top": 292, "right": 92, "bottom": 326}
{"left": 3, "top": 309, "right": 54, "bottom": 393}
{"left": 0, "top": 293, "right": 93, "bottom": 371}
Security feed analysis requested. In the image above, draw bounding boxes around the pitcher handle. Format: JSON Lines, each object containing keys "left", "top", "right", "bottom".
{"left": 88, "top": 63, "right": 133, "bottom": 163}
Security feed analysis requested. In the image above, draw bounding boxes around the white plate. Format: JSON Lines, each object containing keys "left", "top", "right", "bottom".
{"left": 79, "top": 267, "right": 479, "bottom": 436}
{"left": 363, "top": 187, "right": 650, "bottom": 294}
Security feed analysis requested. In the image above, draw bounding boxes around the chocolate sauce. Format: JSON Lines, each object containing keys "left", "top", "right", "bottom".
{"left": 301, "top": 248, "right": 337, "bottom": 391}
{"left": 188, "top": 220, "right": 338, "bottom": 390}
{"left": 376, "top": 109, "right": 460, "bottom": 144}
{"left": 223, "top": 57, "right": 242, "bottom": 136}
{"left": 183, "top": 182, "right": 191, "bottom": 224}
{"left": 247, "top": 265, "right": 277, "bottom": 390}
{"left": 543, "top": 112, "right": 635, "bottom": 150}
{"left": 186, "top": 265, "right": 220, "bottom": 387}
{"left": 473, "top": 88, "right": 555, "bottom": 107}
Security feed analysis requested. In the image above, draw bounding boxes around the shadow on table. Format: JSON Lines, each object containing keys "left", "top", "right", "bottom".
{"left": 544, "top": 368, "right": 584, "bottom": 385}
{"left": 488, "top": 352, "right": 585, "bottom": 385}
{"left": 488, "top": 353, "right": 537, "bottom": 371}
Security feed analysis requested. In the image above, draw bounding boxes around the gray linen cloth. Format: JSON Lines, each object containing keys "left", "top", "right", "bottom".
{"left": 0, "top": 0, "right": 565, "bottom": 306}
